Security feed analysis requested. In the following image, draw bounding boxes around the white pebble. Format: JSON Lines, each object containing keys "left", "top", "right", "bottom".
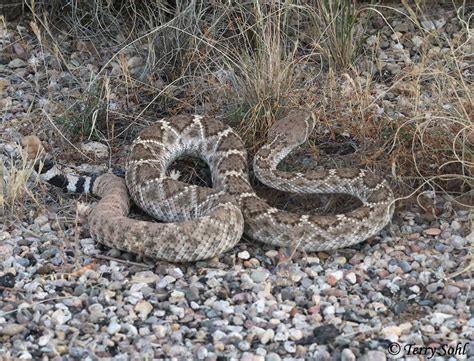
{"left": 323, "top": 306, "right": 335, "bottom": 317}
{"left": 283, "top": 341, "right": 296, "bottom": 353}
{"left": 238, "top": 250, "right": 250, "bottom": 260}
{"left": 107, "top": 321, "right": 121, "bottom": 335}
{"left": 259, "top": 329, "right": 274, "bottom": 344}
{"left": 345, "top": 272, "right": 357, "bottom": 284}
{"left": 155, "top": 325, "right": 167, "bottom": 338}
{"left": 288, "top": 328, "right": 303, "bottom": 341}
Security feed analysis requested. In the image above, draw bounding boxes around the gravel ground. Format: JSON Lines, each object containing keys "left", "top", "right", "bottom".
{"left": 1, "top": 3, "right": 473, "bottom": 361}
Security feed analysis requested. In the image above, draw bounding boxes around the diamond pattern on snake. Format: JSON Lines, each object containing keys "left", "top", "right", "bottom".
{"left": 27, "top": 110, "right": 395, "bottom": 262}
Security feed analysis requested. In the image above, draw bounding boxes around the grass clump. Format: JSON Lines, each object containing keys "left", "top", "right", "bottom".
{"left": 0, "top": 143, "right": 42, "bottom": 219}
{"left": 54, "top": 83, "right": 109, "bottom": 142}
{"left": 306, "top": 0, "right": 370, "bottom": 70}
{"left": 225, "top": 1, "right": 301, "bottom": 149}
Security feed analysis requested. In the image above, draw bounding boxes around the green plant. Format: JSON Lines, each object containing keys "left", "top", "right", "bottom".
{"left": 55, "top": 84, "right": 107, "bottom": 141}
{"left": 306, "top": 0, "right": 370, "bottom": 70}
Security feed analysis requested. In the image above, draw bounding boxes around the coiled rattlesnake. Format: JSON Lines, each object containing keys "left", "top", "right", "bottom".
{"left": 27, "top": 110, "right": 394, "bottom": 262}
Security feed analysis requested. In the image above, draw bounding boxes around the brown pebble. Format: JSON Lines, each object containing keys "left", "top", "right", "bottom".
{"left": 214, "top": 342, "right": 225, "bottom": 352}
{"left": 408, "top": 232, "right": 420, "bottom": 240}
{"left": 410, "top": 244, "right": 422, "bottom": 252}
{"left": 21, "top": 135, "right": 44, "bottom": 159}
{"left": 36, "top": 264, "right": 53, "bottom": 275}
{"left": 0, "top": 323, "right": 25, "bottom": 336}
{"left": 377, "top": 270, "right": 390, "bottom": 279}
{"left": 322, "top": 288, "right": 346, "bottom": 297}
{"left": 423, "top": 228, "right": 442, "bottom": 236}
{"left": 290, "top": 307, "right": 299, "bottom": 317}
{"left": 317, "top": 252, "right": 330, "bottom": 260}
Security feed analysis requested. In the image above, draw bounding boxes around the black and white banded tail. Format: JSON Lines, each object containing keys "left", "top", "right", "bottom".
{"left": 35, "top": 159, "right": 97, "bottom": 195}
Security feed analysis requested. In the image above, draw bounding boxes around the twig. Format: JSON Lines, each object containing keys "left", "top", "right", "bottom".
{"left": 0, "top": 296, "right": 74, "bottom": 317}
{"left": 94, "top": 254, "right": 154, "bottom": 268}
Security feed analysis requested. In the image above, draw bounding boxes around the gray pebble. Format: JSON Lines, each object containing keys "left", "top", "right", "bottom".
{"left": 250, "top": 270, "right": 268, "bottom": 283}
{"left": 399, "top": 260, "right": 412, "bottom": 273}
{"left": 265, "top": 353, "right": 281, "bottom": 361}
{"left": 427, "top": 281, "right": 444, "bottom": 292}
{"left": 341, "top": 348, "right": 356, "bottom": 361}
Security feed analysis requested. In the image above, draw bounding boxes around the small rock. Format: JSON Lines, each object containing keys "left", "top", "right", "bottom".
{"left": 250, "top": 270, "right": 268, "bottom": 283}
{"left": 265, "top": 353, "right": 281, "bottom": 361}
{"left": 326, "top": 270, "right": 343, "bottom": 286}
{"left": 238, "top": 251, "right": 250, "bottom": 260}
{"left": 312, "top": 324, "right": 340, "bottom": 344}
{"left": 399, "top": 260, "right": 412, "bottom": 273}
{"left": 8, "top": 58, "right": 27, "bottom": 68}
{"left": 157, "top": 275, "right": 176, "bottom": 288}
{"left": 132, "top": 271, "right": 159, "bottom": 283}
{"left": 0, "top": 323, "right": 25, "bottom": 336}
{"left": 288, "top": 328, "right": 303, "bottom": 341}
{"left": 239, "top": 340, "right": 251, "bottom": 351}
{"left": 38, "top": 334, "right": 51, "bottom": 346}
{"left": 323, "top": 306, "right": 335, "bottom": 317}
{"left": 283, "top": 341, "right": 296, "bottom": 353}
{"left": 51, "top": 309, "right": 68, "bottom": 325}
{"left": 170, "top": 290, "right": 185, "bottom": 299}
{"left": 335, "top": 336, "right": 351, "bottom": 346}
{"left": 168, "top": 267, "right": 184, "bottom": 279}
{"left": 0, "top": 272, "right": 15, "bottom": 288}
{"left": 107, "top": 321, "right": 121, "bottom": 335}
{"left": 421, "top": 20, "right": 436, "bottom": 31}
{"left": 81, "top": 141, "right": 109, "bottom": 159}
{"left": 427, "top": 281, "right": 443, "bottom": 292}
{"left": 334, "top": 256, "right": 347, "bottom": 264}
{"left": 127, "top": 56, "right": 143, "bottom": 68}
{"left": 451, "top": 235, "right": 466, "bottom": 249}
{"left": 434, "top": 19, "right": 446, "bottom": 29}
{"left": 423, "top": 228, "right": 441, "bottom": 236}
{"left": 314, "top": 349, "right": 331, "bottom": 361}
{"left": 366, "top": 35, "right": 377, "bottom": 46}
{"left": 135, "top": 300, "right": 153, "bottom": 319}
{"left": 345, "top": 273, "right": 357, "bottom": 284}
{"left": 155, "top": 325, "right": 167, "bottom": 338}
{"left": 34, "top": 215, "right": 49, "bottom": 226}
{"left": 443, "top": 285, "right": 460, "bottom": 299}
{"left": 430, "top": 312, "right": 453, "bottom": 326}
{"left": 170, "top": 305, "right": 184, "bottom": 318}
{"left": 450, "top": 220, "right": 461, "bottom": 231}
{"left": 196, "top": 346, "right": 208, "bottom": 359}
{"left": 341, "top": 348, "right": 356, "bottom": 361}
{"left": 392, "top": 42, "right": 403, "bottom": 50}
{"left": 411, "top": 35, "right": 423, "bottom": 48}
{"left": 420, "top": 324, "right": 435, "bottom": 334}
{"left": 382, "top": 325, "right": 401, "bottom": 338}
{"left": 360, "top": 350, "right": 386, "bottom": 361}
{"left": 260, "top": 329, "right": 274, "bottom": 344}
{"left": 69, "top": 347, "right": 86, "bottom": 358}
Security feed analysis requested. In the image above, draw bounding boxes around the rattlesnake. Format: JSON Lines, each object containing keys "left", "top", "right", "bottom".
{"left": 27, "top": 110, "right": 394, "bottom": 262}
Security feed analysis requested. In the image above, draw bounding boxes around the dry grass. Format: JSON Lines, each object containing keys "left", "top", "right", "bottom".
{"left": 305, "top": 0, "right": 370, "bottom": 70}
{"left": 0, "top": 144, "right": 42, "bottom": 219}
{"left": 226, "top": 1, "right": 301, "bottom": 149}
{"left": 9, "top": 0, "right": 472, "bottom": 206}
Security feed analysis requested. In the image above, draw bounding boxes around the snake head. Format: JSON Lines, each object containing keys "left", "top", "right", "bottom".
{"left": 267, "top": 109, "right": 315, "bottom": 145}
